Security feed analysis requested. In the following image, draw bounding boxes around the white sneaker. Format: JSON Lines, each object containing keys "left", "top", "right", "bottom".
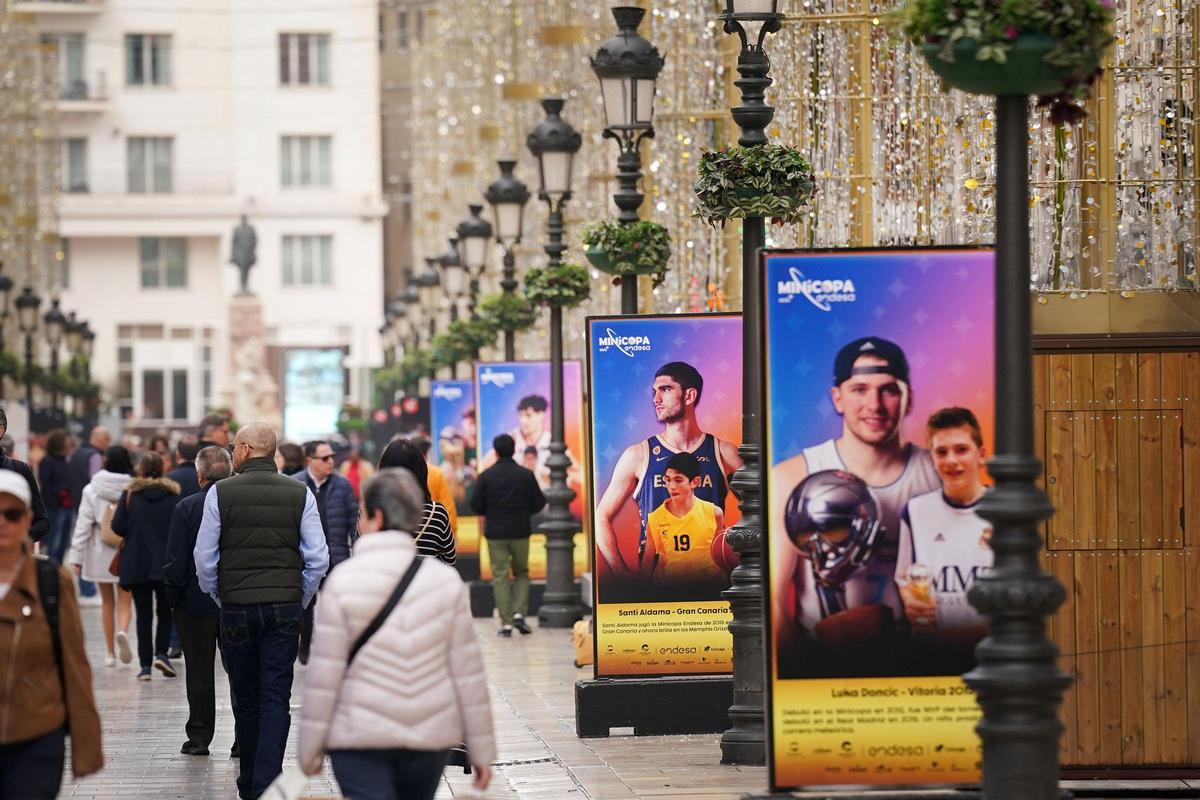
{"left": 116, "top": 631, "right": 133, "bottom": 664}
{"left": 104, "top": 653, "right": 116, "bottom": 667}
{"left": 77, "top": 593, "right": 101, "bottom": 608}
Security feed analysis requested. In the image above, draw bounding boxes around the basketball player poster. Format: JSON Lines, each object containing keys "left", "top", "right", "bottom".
{"left": 474, "top": 361, "right": 589, "bottom": 582}
{"left": 761, "top": 247, "right": 996, "bottom": 790}
{"left": 586, "top": 313, "right": 742, "bottom": 678}
{"left": 430, "top": 380, "right": 480, "bottom": 559}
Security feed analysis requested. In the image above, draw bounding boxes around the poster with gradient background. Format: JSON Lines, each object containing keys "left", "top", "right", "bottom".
{"left": 587, "top": 314, "right": 742, "bottom": 678}
{"left": 431, "top": 380, "right": 480, "bottom": 557}
{"left": 762, "top": 247, "right": 994, "bottom": 790}
{"left": 474, "top": 361, "right": 588, "bottom": 581}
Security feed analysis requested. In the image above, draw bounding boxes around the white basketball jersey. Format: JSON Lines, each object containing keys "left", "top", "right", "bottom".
{"left": 895, "top": 490, "right": 993, "bottom": 629}
{"left": 791, "top": 440, "right": 941, "bottom": 629}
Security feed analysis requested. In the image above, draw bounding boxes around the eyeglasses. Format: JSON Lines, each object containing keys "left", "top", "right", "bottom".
{"left": 0, "top": 508, "right": 27, "bottom": 523}
{"left": 314, "top": 455, "right": 335, "bottom": 462}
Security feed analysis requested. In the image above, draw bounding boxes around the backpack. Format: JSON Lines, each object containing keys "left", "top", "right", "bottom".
{"left": 98, "top": 501, "right": 121, "bottom": 548}
{"left": 33, "top": 556, "right": 65, "bottom": 697}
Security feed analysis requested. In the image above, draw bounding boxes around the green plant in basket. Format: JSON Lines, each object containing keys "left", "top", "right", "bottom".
{"left": 524, "top": 263, "right": 591, "bottom": 308}
{"left": 899, "top": 0, "right": 1114, "bottom": 124}
{"left": 581, "top": 220, "right": 672, "bottom": 288}
{"left": 694, "top": 144, "right": 816, "bottom": 228}
{"left": 478, "top": 293, "right": 538, "bottom": 334}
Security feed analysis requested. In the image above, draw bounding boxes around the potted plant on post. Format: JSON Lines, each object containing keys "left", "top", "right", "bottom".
{"left": 581, "top": 220, "right": 672, "bottom": 287}
{"left": 694, "top": 143, "right": 816, "bottom": 228}
{"left": 899, "top": 0, "right": 1115, "bottom": 124}
{"left": 524, "top": 262, "right": 592, "bottom": 309}
{"left": 478, "top": 293, "right": 539, "bottom": 336}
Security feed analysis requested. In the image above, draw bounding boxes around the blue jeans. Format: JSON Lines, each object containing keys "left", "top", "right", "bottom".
{"left": 220, "top": 602, "right": 302, "bottom": 799}
{"left": 0, "top": 727, "right": 64, "bottom": 799}
{"left": 330, "top": 748, "right": 449, "bottom": 800}
{"left": 46, "top": 508, "right": 94, "bottom": 596}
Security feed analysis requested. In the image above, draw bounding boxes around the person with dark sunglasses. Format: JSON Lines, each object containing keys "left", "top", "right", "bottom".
{"left": 288, "top": 440, "right": 358, "bottom": 665}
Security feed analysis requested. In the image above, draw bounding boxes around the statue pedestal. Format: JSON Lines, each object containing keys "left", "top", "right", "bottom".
{"left": 221, "top": 293, "right": 283, "bottom": 434}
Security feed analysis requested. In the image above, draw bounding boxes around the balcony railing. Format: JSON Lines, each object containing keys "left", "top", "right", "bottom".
{"left": 15, "top": 0, "right": 104, "bottom": 12}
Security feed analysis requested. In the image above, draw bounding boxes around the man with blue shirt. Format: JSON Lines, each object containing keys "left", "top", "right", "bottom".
{"left": 194, "top": 422, "right": 328, "bottom": 800}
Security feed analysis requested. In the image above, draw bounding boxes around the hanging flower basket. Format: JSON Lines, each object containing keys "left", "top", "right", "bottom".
{"left": 524, "top": 263, "right": 591, "bottom": 308}
{"left": 900, "top": 0, "right": 1114, "bottom": 124}
{"left": 581, "top": 220, "right": 672, "bottom": 288}
{"left": 478, "top": 293, "right": 538, "bottom": 334}
{"left": 694, "top": 144, "right": 816, "bottom": 228}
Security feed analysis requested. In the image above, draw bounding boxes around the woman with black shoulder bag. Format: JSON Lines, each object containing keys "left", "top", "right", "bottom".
{"left": 299, "top": 468, "right": 493, "bottom": 800}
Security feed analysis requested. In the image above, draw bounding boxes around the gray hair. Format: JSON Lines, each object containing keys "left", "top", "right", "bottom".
{"left": 362, "top": 468, "right": 425, "bottom": 532}
{"left": 196, "top": 446, "right": 233, "bottom": 483}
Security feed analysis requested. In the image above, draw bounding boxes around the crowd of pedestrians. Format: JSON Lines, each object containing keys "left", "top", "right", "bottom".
{"left": 0, "top": 407, "right": 568, "bottom": 799}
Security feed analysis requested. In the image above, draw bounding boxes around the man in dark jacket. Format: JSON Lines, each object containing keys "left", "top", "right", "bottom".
{"left": 194, "top": 423, "right": 328, "bottom": 800}
{"left": 66, "top": 426, "right": 109, "bottom": 509}
{"left": 290, "top": 439, "right": 357, "bottom": 663}
{"left": 164, "top": 446, "right": 232, "bottom": 756}
{"left": 166, "top": 437, "right": 202, "bottom": 498}
{"left": 0, "top": 408, "right": 50, "bottom": 543}
{"left": 470, "top": 433, "right": 546, "bottom": 637}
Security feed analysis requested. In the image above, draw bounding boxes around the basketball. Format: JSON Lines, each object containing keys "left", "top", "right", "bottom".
{"left": 710, "top": 530, "right": 740, "bottom": 574}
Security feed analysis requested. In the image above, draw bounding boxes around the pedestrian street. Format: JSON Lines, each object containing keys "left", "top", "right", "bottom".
{"left": 61, "top": 604, "right": 1199, "bottom": 800}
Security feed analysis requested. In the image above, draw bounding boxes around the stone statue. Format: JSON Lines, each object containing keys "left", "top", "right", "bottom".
{"left": 229, "top": 214, "right": 258, "bottom": 294}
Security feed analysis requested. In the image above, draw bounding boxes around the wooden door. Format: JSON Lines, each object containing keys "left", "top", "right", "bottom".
{"left": 1034, "top": 351, "right": 1197, "bottom": 768}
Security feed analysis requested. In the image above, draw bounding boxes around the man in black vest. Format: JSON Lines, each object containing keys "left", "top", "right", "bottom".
{"left": 194, "top": 423, "right": 328, "bottom": 800}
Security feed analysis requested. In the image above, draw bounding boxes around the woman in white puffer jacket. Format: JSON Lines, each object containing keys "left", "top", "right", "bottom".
{"left": 299, "top": 468, "right": 495, "bottom": 800}
{"left": 66, "top": 445, "right": 135, "bottom": 667}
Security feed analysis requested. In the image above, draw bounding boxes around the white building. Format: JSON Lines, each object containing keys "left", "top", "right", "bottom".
{"left": 23, "top": 0, "right": 385, "bottom": 438}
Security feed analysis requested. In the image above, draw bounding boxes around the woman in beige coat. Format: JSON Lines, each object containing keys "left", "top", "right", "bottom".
{"left": 298, "top": 468, "right": 494, "bottom": 800}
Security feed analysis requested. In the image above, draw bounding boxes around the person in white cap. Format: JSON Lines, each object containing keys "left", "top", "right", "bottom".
{"left": 0, "top": 470, "right": 103, "bottom": 797}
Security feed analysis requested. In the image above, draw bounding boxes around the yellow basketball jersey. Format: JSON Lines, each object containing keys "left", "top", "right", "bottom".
{"left": 648, "top": 498, "right": 724, "bottom": 584}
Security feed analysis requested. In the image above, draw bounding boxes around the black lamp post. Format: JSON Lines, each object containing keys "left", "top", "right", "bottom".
{"left": 441, "top": 237, "right": 468, "bottom": 378}
{"left": 43, "top": 298, "right": 66, "bottom": 415}
{"left": 64, "top": 312, "right": 83, "bottom": 418}
{"left": 417, "top": 257, "right": 442, "bottom": 383}
{"left": 962, "top": 96, "right": 1072, "bottom": 799}
{"left": 527, "top": 96, "right": 584, "bottom": 628}
{"left": 456, "top": 204, "right": 493, "bottom": 318}
{"left": 591, "top": 3, "right": 664, "bottom": 314}
{"left": 484, "top": 161, "right": 530, "bottom": 359}
{"left": 80, "top": 322, "right": 94, "bottom": 386}
{"left": 15, "top": 287, "right": 41, "bottom": 411}
{"left": 716, "top": 0, "right": 783, "bottom": 768}
{"left": 0, "top": 263, "right": 13, "bottom": 400}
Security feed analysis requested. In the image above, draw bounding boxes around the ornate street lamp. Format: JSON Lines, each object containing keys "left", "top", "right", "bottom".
{"left": 64, "top": 312, "right": 83, "bottom": 417}
{"left": 0, "top": 262, "right": 14, "bottom": 400}
{"left": 81, "top": 321, "right": 94, "bottom": 384}
{"left": 440, "top": 237, "right": 468, "bottom": 378}
{"left": 14, "top": 286, "right": 41, "bottom": 410}
{"left": 456, "top": 204, "right": 493, "bottom": 316}
{"left": 716, "top": 0, "right": 784, "bottom": 767}
{"left": 591, "top": 3, "right": 664, "bottom": 313}
{"left": 43, "top": 298, "right": 66, "bottom": 414}
{"left": 527, "top": 96, "right": 583, "bottom": 628}
{"left": 484, "top": 160, "right": 531, "bottom": 359}
{"left": 417, "top": 257, "right": 442, "bottom": 342}
{"left": 962, "top": 99, "right": 1073, "bottom": 796}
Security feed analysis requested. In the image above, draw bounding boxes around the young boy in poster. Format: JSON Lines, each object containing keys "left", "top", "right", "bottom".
{"left": 644, "top": 452, "right": 729, "bottom": 598}
{"left": 895, "top": 407, "right": 993, "bottom": 674}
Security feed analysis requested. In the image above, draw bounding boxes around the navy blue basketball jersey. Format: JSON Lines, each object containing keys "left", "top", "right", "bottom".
{"left": 635, "top": 433, "right": 730, "bottom": 545}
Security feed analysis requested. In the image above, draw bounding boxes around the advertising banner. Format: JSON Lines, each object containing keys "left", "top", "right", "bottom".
{"left": 283, "top": 348, "right": 345, "bottom": 442}
{"left": 431, "top": 380, "right": 480, "bottom": 556}
{"left": 762, "top": 247, "right": 995, "bottom": 790}
{"left": 586, "top": 314, "right": 742, "bottom": 678}
{"left": 474, "top": 361, "right": 588, "bottom": 575}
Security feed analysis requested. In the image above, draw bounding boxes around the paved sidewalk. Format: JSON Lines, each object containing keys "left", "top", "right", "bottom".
{"left": 63, "top": 604, "right": 1195, "bottom": 799}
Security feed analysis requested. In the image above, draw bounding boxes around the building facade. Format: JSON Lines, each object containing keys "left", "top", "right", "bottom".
{"left": 22, "top": 0, "right": 385, "bottom": 436}
{"left": 378, "top": 0, "right": 430, "bottom": 301}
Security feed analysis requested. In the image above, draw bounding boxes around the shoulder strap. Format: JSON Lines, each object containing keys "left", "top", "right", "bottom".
{"left": 348, "top": 556, "right": 423, "bottom": 666}
{"left": 34, "top": 557, "right": 65, "bottom": 696}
